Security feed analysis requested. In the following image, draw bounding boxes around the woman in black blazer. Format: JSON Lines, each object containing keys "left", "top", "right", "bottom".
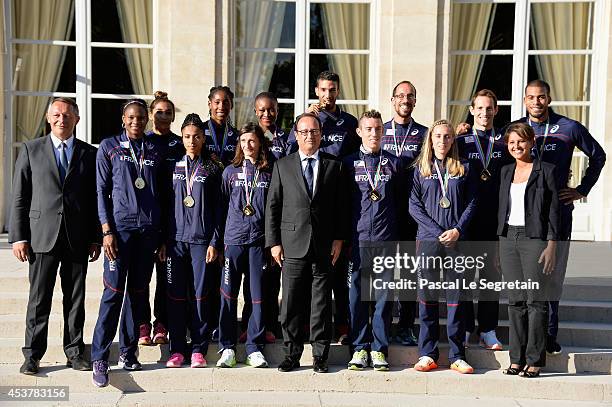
{"left": 497, "top": 122, "right": 559, "bottom": 378}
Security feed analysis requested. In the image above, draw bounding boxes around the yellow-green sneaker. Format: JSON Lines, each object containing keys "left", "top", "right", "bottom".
{"left": 370, "top": 351, "right": 389, "bottom": 371}
{"left": 347, "top": 349, "right": 369, "bottom": 370}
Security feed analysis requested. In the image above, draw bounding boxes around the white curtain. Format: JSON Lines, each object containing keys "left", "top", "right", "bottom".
{"left": 12, "top": 0, "right": 74, "bottom": 142}
{"left": 449, "top": 3, "right": 495, "bottom": 127}
{"left": 321, "top": 4, "right": 368, "bottom": 118}
{"left": 116, "top": 0, "right": 152, "bottom": 95}
{"left": 234, "top": 0, "right": 286, "bottom": 127}
{"left": 531, "top": 3, "right": 591, "bottom": 123}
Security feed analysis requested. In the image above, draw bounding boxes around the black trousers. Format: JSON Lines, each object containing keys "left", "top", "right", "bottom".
{"left": 281, "top": 249, "right": 332, "bottom": 361}
{"left": 23, "top": 228, "right": 88, "bottom": 361}
{"left": 499, "top": 226, "right": 548, "bottom": 367}
{"left": 464, "top": 240, "right": 501, "bottom": 334}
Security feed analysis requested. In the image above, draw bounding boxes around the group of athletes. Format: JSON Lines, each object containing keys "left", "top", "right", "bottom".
{"left": 86, "top": 70, "right": 605, "bottom": 387}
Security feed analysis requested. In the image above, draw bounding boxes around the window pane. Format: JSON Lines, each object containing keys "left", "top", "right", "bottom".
{"left": 529, "top": 2, "right": 593, "bottom": 50}
{"left": 450, "top": 55, "right": 512, "bottom": 101}
{"left": 236, "top": 0, "right": 295, "bottom": 48}
{"left": 12, "top": 44, "right": 75, "bottom": 92}
{"left": 450, "top": 3, "right": 496, "bottom": 51}
{"left": 92, "top": 0, "right": 152, "bottom": 43}
{"left": 92, "top": 98, "right": 129, "bottom": 144}
{"left": 12, "top": 0, "right": 74, "bottom": 40}
{"left": 308, "top": 54, "right": 368, "bottom": 100}
{"left": 310, "top": 3, "right": 369, "bottom": 50}
{"left": 235, "top": 52, "right": 295, "bottom": 98}
{"left": 277, "top": 103, "right": 295, "bottom": 130}
{"left": 488, "top": 3, "right": 515, "bottom": 50}
{"left": 528, "top": 55, "right": 591, "bottom": 104}
{"left": 92, "top": 47, "right": 153, "bottom": 94}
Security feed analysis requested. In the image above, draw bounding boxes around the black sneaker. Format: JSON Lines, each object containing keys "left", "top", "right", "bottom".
{"left": 118, "top": 353, "right": 142, "bottom": 371}
{"left": 546, "top": 337, "right": 562, "bottom": 355}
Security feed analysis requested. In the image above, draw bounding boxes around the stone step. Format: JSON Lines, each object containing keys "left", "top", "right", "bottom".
{"left": 1, "top": 364, "right": 611, "bottom": 403}
{"left": 1, "top": 338, "right": 611, "bottom": 374}
{"left": 3, "top": 391, "right": 607, "bottom": 407}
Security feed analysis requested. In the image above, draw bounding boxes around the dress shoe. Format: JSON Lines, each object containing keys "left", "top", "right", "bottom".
{"left": 277, "top": 357, "right": 300, "bottom": 372}
{"left": 20, "top": 359, "right": 39, "bottom": 375}
{"left": 67, "top": 356, "right": 91, "bottom": 371}
{"left": 313, "top": 356, "right": 328, "bottom": 373}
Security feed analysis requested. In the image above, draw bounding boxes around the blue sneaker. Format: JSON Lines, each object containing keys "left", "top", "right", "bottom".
{"left": 92, "top": 360, "right": 109, "bottom": 388}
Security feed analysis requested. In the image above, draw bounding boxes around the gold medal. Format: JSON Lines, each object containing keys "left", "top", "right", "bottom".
{"left": 439, "top": 197, "right": 451, "bottom": 209}
{"left": 480, "top": 168, "right": 492, "bottom": 181}
{"left": 369, "top": 189, "right": 382, "bottom": 202}
{"left": 183, "top": 195, "right": 195, "bottom": 208}
{"left": 243, "top": 204, "right": 255, "bottom": 216}
{"left": 134, "top": 177, "right": 146, "bottom": 189}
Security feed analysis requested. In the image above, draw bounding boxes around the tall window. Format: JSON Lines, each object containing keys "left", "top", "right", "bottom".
{"left": 232, "top": 0, "right": 375, "bottom": 129}
{"left": 449, "top": 0, "right": 597, "bottom": 193}
{"left": 4, "top": 0, "right": 154, "bottom": 148}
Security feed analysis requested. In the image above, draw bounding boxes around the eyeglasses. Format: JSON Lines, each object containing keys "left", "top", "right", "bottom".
{"left": 296, "top": 129, "right": 321, "bottom": 137}
{"left": 393, "top": 93, "right": 416, "bottom": 101}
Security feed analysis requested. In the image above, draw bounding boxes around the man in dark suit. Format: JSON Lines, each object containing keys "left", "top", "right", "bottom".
{"left": 265, "top": 112, "right": 348, "bottom": 373}
{"left": 9, "top": 97, "right": 101, "bottom": 375}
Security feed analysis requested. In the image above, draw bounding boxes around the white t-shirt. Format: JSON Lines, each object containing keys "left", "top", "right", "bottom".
{"left": 507, "top": 181, "right": 527, "bottom": 226}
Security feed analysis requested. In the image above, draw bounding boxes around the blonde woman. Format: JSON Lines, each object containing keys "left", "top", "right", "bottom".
{"left": 409, "top": 120, "right": 478, "bottom": 374}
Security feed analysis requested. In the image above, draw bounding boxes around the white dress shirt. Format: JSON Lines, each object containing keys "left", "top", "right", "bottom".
{"left": 298, "top": 149, "right": 320, "bottom": 193}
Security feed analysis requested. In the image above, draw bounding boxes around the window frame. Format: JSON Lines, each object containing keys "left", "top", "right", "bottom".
{"left": 231, "top": 0, "right": 378, "bottom": 121}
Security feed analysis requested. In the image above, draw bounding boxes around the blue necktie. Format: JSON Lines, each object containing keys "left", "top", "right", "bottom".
{"left": 304, "top": 157, "right": 314, "bottom": 198}
{"left": 59, "top": 142, "right": 69, "bottom": 183}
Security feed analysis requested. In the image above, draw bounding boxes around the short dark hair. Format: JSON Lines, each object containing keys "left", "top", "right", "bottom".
{"left": 392, "top": 81, "right": 416, "bottom": 98}
{"left": 294, "top": 112, "right": 322, "bottom": 130}
{"left": 48, "top": 97, "right": 79, "bottom": 116}
{"left": 471, "top": 89, "right": 498, "bottom": 107}
{"left": 525, "top": 79, "right": 551, "bottom": 96}
{"left": 181, "top": 113, "right": 206, "bottom": 132}
{"left": 316, "top": 71, "right": 340, "bottom": 87}
{"left": 208, "top": 86, "right": 235, "bottom": 108}
{"left": 122, "top": 99, "right": 148, "bottom": 114}
{"left": 359, "top": 109, "right": 383, "bottom": 126}
{"left": 254, "top": 91, "right": 278, "bottom": 105}
{"left": 504, "top": 122, "right": 535, "bottom": 144}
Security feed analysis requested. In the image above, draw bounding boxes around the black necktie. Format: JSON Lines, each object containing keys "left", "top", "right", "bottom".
{"left": 59, "top": 142, "right": 69, "bottom": 183}
{"left": 304, "top": 157, "right": 314, "bottom": 198}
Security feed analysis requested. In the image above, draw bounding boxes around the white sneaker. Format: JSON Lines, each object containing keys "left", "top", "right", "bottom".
{"left": 479, "top": 330, "right": 503, "bottom": 350}
{"left": 216, "top": 348, "right": 236, "bottom": 368}
{"left": 347, "top": 349, "right": 369, "bottom": 371}
{"left": 246, "top": 351, "right": 268, "bottom": 368}
{"left": 370, "top": 351, "right": 389, "bottom": 371}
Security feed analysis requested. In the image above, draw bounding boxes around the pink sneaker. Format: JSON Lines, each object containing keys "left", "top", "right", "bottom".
{"left": 265, "top": 331, "right": 276, "bottom": 344}
{"left": 191, "top": 352, "right": 207, "bottom": 368}
{"left": 138, "top": 323, "right": 152, "bottom": 346}
{"left": 166, "top": 352, "right": 184, "bottom": 368}
{"left": 153, "top": 322, "right": 168, "bottom": 345}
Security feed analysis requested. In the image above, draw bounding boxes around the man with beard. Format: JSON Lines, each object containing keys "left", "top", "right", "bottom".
{"left": 381, "top": 81, "right": 428, "bottom": 346}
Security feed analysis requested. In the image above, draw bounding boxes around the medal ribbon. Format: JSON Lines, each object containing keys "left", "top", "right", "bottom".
{"left": 359, "top": 151, "right": 383, "bottom": 193}
{"left": 185, "top": 157, "right": 201, "bottom": 197}
{"left": 391, "top": 120, "right": 413, "bottom": 158}
{"left": 242, "top": 161, "right": 260, "bottom": 207}
{"left": 528, "top": 119, "right": 550, "bottom": 159}
{"left": 321, "top": 106, "right": 341, "bottom": 123}
{"left": 472, "top": 128, "right": 495, "bottom": 170}
{"left": 208, "top": 120, "right": 229, "bottom": 155}
{"left": 127, "top": 134, "right": 145, "bottom": 180}
{"left": 433, "top": 160, "right": 449, "bottom": 200}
